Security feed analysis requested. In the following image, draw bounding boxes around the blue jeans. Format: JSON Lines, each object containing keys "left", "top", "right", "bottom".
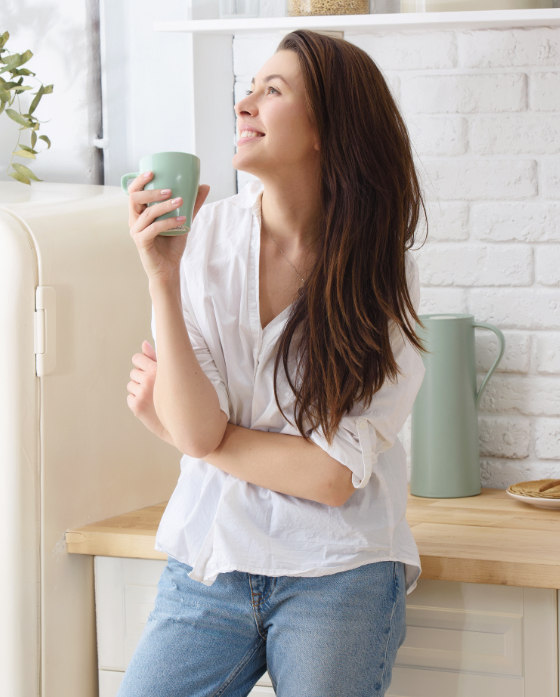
{"left": 116, "top": 556, "right": 407, "bottom": 697}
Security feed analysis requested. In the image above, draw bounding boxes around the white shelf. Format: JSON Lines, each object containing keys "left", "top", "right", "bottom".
{"left": 154, "top": 8, "right": 560, "bottom": 34}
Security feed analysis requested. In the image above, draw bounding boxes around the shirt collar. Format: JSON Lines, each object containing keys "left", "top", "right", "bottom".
{"left": 228, "top": 178, "right": 265, "bottom": 215}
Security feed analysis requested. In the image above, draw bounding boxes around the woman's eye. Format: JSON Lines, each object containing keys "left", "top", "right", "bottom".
{"left": 244, "top": 86, "right": 279, "bottom": 96}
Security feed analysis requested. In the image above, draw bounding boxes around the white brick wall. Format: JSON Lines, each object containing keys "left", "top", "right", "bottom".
{"left": 232, "top": 25, "right": 560, "bottom": 489}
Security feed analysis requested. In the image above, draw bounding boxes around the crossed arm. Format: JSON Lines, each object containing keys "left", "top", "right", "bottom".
{"left": 127, "top": 280, "right": 354, "bottom": 508}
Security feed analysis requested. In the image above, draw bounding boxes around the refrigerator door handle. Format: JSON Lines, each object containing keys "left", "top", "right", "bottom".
{"left": 35, "top": 286, "right": 56, "bottom": 377}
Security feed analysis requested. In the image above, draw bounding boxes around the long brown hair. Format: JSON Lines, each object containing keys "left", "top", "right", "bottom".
{"left": 272, "top": 29, "right": 428, "bottom": 446}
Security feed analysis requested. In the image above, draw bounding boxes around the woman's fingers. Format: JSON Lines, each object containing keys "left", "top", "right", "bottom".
{"left": 128, "top": 189, "right": 171, "bottom": 212}
{"left": 130, "top": 367, "right": 154, "bottom": 384}
{"left": 127, "top": 171, "right": 156, "bottom": 219}
{"left": 128, "top": 173, "right": 208, "bottom": 230}
{"left": 127, "top": 392, "right": 146, "bottom": 417}
{"left": 130, "top": 215, "right": 185, "bottom": 250}
{"left": 132, "top": 351, "right": 156, "bottom": 372}
{"left": 142, "top": 340, "right": 157, "bottom": 361}
{"left": 127, "top": 171, "right": 153, "bottom": 195}
{"left": 138, "top": 194, "right": 183, "bottom": 224}
{"left": 131, "top": 195, "right": 184, "bottom": 236}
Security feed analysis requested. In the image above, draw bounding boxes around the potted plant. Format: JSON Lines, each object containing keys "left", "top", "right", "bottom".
{"left": 0, "top": 30, "right": 53, "bottom": 185}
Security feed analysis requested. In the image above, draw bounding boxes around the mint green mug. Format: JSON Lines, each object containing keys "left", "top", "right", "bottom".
{"left": 121, "top": 151, "right": 200, "bottom": 236}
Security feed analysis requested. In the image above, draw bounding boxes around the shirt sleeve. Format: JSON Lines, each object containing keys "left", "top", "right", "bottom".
{"left": 306, "top": 253, "right": 426, "bottom": 489}
{"left": 150, "top": 286, "right": 231, "bottom": 422}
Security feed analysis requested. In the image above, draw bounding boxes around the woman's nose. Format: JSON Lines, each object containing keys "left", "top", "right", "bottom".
{"left": 235, "top": 97, "right": 255, "bottom": 117}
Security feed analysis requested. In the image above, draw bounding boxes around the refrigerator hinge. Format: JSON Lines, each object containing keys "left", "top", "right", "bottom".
{"left": 34, "top": 286, "right": 56, "bottom": 377}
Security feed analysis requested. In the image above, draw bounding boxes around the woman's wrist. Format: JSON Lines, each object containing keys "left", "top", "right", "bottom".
{"left": 149, "top": 273, "right": 181, "bottom": 304}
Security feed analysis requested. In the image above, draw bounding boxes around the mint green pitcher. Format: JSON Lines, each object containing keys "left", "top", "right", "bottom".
{"left": 411, "top": 314, "right": 505, "bottom": 498}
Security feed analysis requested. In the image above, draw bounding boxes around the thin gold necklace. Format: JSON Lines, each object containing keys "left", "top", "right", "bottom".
{"left": 261, "top": 215, "right": 306, "bottom": 296}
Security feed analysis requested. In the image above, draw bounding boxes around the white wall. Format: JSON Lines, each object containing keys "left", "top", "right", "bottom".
{"left": 99, "top": 0, "right": 194, "bottom": 187}
{"left": 0, "top": 0, "right": 103, "bottom": 184}
{"left": 233, "top": 26, "right": 560, "bottom": 488}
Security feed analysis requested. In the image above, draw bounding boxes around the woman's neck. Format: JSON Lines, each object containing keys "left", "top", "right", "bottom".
{"left": 259, "top": 173, "right": 322, "bottom": 255}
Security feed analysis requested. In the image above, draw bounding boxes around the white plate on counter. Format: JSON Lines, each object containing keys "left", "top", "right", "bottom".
{"left": 506, "top": 488, "right": 560, "bottom": 509}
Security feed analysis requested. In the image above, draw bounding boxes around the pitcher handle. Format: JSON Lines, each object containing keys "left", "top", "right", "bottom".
{"left": 473, "top": 322, "right": 506, "bottom": 411}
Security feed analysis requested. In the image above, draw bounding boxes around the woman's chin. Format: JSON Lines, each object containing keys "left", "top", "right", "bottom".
{"left": 232, "top": 155, "right": 260, "bottom": 178}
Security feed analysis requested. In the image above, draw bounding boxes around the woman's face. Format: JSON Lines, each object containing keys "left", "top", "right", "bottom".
{"left": 232, "top": 49, "right": 319, "bottom": 180}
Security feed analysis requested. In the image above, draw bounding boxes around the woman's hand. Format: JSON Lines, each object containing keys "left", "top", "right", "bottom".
{"left": 127, "top": 340, "right": 175, "bottom": 446}
{"left": 127, "top": 171, "right": 210, "bottom": 286}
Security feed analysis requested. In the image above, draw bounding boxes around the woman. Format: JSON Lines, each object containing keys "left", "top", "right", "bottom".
{"left": 122, "top": 29, "right": 428, "bottom": 697}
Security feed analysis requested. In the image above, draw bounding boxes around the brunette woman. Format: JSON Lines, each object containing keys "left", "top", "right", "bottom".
{"left": 122, "top": 29, "right": 428, "bottom": 697}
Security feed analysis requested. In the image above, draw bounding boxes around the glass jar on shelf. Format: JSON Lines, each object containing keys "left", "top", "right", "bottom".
{"left": 287, "top": 0, "right": 369, "bottom": 15}
{"left": 219, "top": 0, "right": 260, "bottom": 18}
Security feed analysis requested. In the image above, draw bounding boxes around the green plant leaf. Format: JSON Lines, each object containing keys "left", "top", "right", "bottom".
{"left": 0, "top": 32, "right": 9, "bottom": 50}
{"left": 14, "top": 85, "right": 33, "bottom": 93}
{"left": 31, "top": 130, "right": 37, "bottom": 148}
{"left": 2, "top": 50, "right": 32, "bottom": 72}
{"left": 38, "top": 134, "right": 51, "bottom": 149}
{"left": 29, "top": 84, "right": 44, "bottom": 115}
{"left": 19, "top": 49, "right": 32, "bottom": 64}
{"left": 9, "top": 170, "right": 31, "bottom": 185}
{"left": 18, "top": 144, "right": 38, "bottom": 153}
{"left": 43, "top": 84, "right": 53, "bottom": 94}
{"left": 13, "top": 149, "right": 35, "bottom": 159}
{"left": 13, "top": 163, "right": 42, "bottom": 181}
{"left": 12, "top": 68, "right": 35, "bottom": 77}
{"left": 6, "top": 108, "right": 30, "bottom": 127}
{"left": 3, "top": 53, "right": 21, "bottom": 65}
{"left": 0, "top": 87, "right": 9, "bottom": 101}
{"left": 0, "top": 56, "right": 22, "bottom": 74}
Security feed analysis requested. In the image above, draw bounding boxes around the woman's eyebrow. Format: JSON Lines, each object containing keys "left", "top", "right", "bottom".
{"left": 250, "top": 74, "right": 289, "bottom": 87}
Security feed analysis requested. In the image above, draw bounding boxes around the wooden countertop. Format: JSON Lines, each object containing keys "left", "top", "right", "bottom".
{"left": 66, "top": 485, "right": 560, "bottom": 589}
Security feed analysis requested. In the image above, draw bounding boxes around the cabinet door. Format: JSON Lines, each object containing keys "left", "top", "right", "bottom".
{"left": 388, "top": 578, "right": 558, "bottom": 697}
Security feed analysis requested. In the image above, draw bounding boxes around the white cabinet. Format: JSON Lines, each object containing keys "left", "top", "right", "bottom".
{"left": 94, "top": 557, "right": 559, "bottom": 697}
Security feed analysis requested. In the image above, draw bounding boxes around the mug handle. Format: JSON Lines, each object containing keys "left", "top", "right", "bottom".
{"left": 473, "top": 322, "right": 506, "bottom": 410}
{"left": 121, "top": 172, "right": 140, "bottom": 194}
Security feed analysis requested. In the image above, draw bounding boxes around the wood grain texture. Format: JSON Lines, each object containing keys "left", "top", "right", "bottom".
{"left": 65, "top": 486, "right": 560, "bottom": 588}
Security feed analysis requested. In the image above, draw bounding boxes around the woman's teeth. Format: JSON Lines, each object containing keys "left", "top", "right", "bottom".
{"left": 240, "top": 131, "right": 264, "bottom": 138}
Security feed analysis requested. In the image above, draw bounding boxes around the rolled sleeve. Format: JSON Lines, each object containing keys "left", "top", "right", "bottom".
{"left": 307, "top": 412, "right": 379, "bottom": 489}
{"left": 306, "top": 253, "right": 425, "bottom": 489}
{"left": 150, "top": 296, "right": 231, "bottom": 421}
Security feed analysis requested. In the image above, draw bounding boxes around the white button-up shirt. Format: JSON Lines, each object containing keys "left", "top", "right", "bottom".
{"left": 152, "top": 179, "right": 426, "bottom": 595}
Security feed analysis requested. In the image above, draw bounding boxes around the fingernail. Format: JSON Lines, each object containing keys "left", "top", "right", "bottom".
{"left": 176, "top": 216, "right": 186, "bottom": 222}
{"left": 161, "top": 189, "right": 171, "bottom": 195}
{"left": 171, "top": 197, "right": 182, "bottom": 205}
{"left": 143, "top": 171, "right": 151, "bottom": 177}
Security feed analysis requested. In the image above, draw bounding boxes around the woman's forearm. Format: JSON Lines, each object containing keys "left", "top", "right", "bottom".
{"left": 204, "top": 423, "right": 354, "bottom": 507}
{"left": 149, "top": 277, "right": 228, "bottom": 457}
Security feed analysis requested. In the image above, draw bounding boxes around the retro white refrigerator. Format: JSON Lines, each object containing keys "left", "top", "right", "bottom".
{"left": 0, "top": 181, "right": 180, "bottom": 697}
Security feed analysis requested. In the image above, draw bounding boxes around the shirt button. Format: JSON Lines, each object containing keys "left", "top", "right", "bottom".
{"left": 358, "top": 421, "right": 367, "bottom": 430}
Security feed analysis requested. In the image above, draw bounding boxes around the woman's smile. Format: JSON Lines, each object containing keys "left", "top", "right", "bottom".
{"left": 237, "top": 130, "right": 266, "bottom": 146}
